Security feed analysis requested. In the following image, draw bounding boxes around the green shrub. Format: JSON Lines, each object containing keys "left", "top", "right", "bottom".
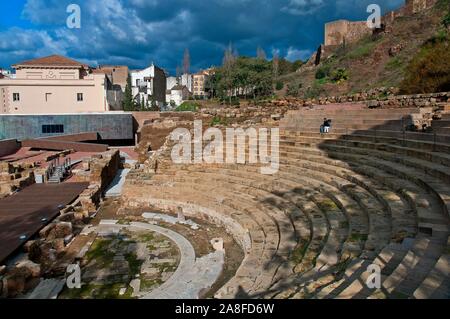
{"left": 304, "top": 82, "right": 325, "bottom": 99}
{"left": 210, "top": 116, "right": 228, "bottom": 126}
{"left": 443, "top": 12, "right": 450, "bottom": 28}
{"left": 275, "top": 81, "right": 284, "bottom": 90}
{"left": 287, "top": 82, "right": 302, "bottom": 97}
{"left": 315, "top": 65, "right": 331, "bottom": 79}
{"left": 330, "top": 68, "right": 349, "bottom": 83}
{"left": 175, "top": 101, "right": 199, "bottom": 112}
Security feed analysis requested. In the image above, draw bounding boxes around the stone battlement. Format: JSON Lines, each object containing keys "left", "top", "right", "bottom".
{"left": 324, "top": 0, "right": 438, "bottom": 47}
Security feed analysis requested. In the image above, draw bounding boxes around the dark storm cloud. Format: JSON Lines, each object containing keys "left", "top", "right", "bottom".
{"left": 0, "top": 0, "right": 404, "bottom": 74}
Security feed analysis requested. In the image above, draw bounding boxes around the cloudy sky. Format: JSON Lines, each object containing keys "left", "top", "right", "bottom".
{"left": 0, "top": 0, "right": 404, "bottom": 75}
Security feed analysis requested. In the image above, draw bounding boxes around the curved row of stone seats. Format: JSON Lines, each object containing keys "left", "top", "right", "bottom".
{"left": 281, "top": 107, "right": 422, "bottom": 132}
{"left": 279, "top": 132, "right": 450, "bottom": 186}
{"left": 152, "top": 166, "right": 365, "bottom": 298}
{"left": 132, "top": 171, "right": 303, "bottom": 298}
{"left": 123, "top": 111, "right": 449, "bottom": 298}
{"left": 141, "top": 137, "right": 430, "bottom": 299}
{"left": 280, "top": 107, "right": 439, "bottom": 140}
{"left": 276, "top": 131, "right": 449, "bottom": 298}
{"left": 192, "top": 129, "right": 448, "bottom": 298}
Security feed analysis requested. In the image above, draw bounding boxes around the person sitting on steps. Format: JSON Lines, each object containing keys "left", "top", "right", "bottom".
{"left": 320, "top": 118, "right": 327, "bottom": 134}
{"left": 323, "top": 118, "right": 332, "bottom": 133}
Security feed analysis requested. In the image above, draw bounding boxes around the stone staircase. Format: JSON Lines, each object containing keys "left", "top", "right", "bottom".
{"left": 122, "top": 107, "right": 450, "bottom": 299}
{"left": 48, "top": 166, "right": 66, "bottom": 184}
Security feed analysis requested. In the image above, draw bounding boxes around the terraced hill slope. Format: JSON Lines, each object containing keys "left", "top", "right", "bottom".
{"left": 279, "top": 0, "right": 450, "bottom": 98}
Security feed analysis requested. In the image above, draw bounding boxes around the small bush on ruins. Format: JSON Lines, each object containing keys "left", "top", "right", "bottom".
{"left": 304, "top": 82, "right": 325, "bottom": 99}
{"left": 443, "top": 13, "right": 450, "bottom": 28}
{"left": 400, "top": 34, "right": 450, "bottom": 94}
{"left": 176, "top": 101, "right": 199, "bottom": 112}
{"left": 275, "top": 81, "right": 284, "bottom": 90}
{"left": 210, "top": 116, "right": 228, "bottom": 126}
{"left": 330, "top": 68, "right": 349, "bottom": 84}
{"left": 315, "top": 65, "right": 330, "bottom": 80}
{"left": 286, "top": 82, "right": 302, "bottom": 97}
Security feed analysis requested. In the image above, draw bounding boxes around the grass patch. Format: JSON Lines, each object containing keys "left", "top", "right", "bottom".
{"left": 349, "top": 233, "right": 369, "bottom": 242}
{"left": 211, "top": 116, "right": 228, "bottom": 126}
{"left": 60, "top": 283, "right": 134, "bottom": 299}
{"left": 385, "top": 57, "right": 404, "bottom": 71}
{"left": 345, "top": 40, "right": 378, "bottom": 60}
{"left": 175, "top": 101, "right": 199, "bottom": 112}
{"left": 137, "top": 233, "right": 155, "bottom": 243}
{"left": 125, "top": 253, "right": 144, "bottom": 276}
{"left": 85, "top": 239, "right": 115, "bottom": 267}
{"left": 290, "top": 240, "right": 309, "bottom": 264}
{"left": 317, "top": 199, "right": 338, "bottom": 211}
{"left": 141, "top": 278, "right": 163, "bottom": 291}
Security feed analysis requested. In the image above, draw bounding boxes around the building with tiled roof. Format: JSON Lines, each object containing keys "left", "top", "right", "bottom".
{"left": 0, "top": 55, "right": 114, "bottom": 114}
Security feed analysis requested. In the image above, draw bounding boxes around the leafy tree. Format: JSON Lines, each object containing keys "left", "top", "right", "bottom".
{"left": 212, "top": 56, "right": 273, "bottom": 101}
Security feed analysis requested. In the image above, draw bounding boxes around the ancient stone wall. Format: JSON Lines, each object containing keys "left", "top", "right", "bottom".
{"left": 272, "top": 90, "right": 449, "bottom": 109}
{"left": 325, "top": 0, "right": 439, "bottom": 47}
{"left": 0, "top": 162, "right": 35, "bottom": 197}
{"left": 404, "top": 0, "right": 438, "bottom": 14}
{"left": 325, "top": 20, "right": 372, "bottom": 46}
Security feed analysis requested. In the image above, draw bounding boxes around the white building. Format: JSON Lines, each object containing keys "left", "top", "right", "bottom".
{"left": 166, "top": 76, "right": 178, "bottom": 91}
{"left": 0, "top": 69, "right": 13, "bottom": 79}
{"left": 180, "top": 73, "right": 193, "bottom": 93}
{"left": 166, "top": 85, "right": 192, "bottom": 108}
{"left": 131, "top": 63, "right": 167, "bottom": 107}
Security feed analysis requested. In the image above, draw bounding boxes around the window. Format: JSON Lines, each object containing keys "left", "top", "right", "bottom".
{"left": 45, "top": 93, "right": 52, "bottom": 102}
{"left": 42, "top": 124, "right": 64, "bottom": 134}
{"left": 77, "top": 93, "right": 83, "bottom": 102}
{"left": 13, "top": 93, "right": 20, "bottom": 102}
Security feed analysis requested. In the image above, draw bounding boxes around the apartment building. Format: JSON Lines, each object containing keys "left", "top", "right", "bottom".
{"left": 193, "top": 69, "right": 214, "bottom": 98}
{"left": 131, "top": 64, "right": 167, "bottom": 107}
{"left": 0, "top": 55, "right": 111, "bottom": 114}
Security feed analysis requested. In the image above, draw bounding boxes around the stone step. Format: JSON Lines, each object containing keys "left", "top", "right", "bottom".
{"left": 413, "top": 254, "right": 450, "bottom": 299}
{"left": 168, "top": 163, "right": 399, "bottom": 264}
{"left": 280, "top": 131, "right": 450, "bottom": 150}
{"left": 280, "top": 138, "right": 450, "bottom": 181}
{"left": 279, "top": 146, "right": 450, "bottom": 226}
{"left": 159, "top": 170, "right": 329, "bottom": 274}
{"left": 369, "top": 237, "right": 443, "bottom": 298}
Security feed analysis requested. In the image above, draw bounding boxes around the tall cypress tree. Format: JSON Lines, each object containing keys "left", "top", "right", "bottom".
{"left": 123, "top": 75, "right": 134, "bottom": 111}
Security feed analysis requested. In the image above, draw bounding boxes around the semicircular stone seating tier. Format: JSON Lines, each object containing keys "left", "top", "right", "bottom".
{"left": 123, "top": 106, "right": 450, "bottom": 299}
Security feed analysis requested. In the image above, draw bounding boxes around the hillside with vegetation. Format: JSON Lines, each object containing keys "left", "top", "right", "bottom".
{"left": 277, "top": 0, "right": 450, "bottom": 99}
